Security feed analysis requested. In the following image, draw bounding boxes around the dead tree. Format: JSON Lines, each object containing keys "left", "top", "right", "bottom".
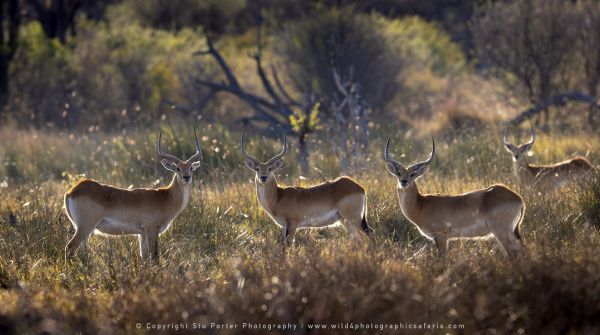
{"left": 329, "top": 67, "right": 370, "bottom": 172}
{"left": 0, "top": 0, "right": 20, "bottom": 111}
{"left": 509, "top": 91, "right": 599, "bottom": 126}
{"left": 194, "top": 23, "right": 317, "bottom": 172}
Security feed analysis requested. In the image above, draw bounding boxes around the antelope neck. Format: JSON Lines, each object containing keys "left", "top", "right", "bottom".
{"left": 167, "top": 174, "right": 191, "bottom": 203}
{"left": 256, "top": 176, "right": 279, "bottom": 214}
{"left": 397, "top": 181, "right": 422, "bottom": 222}
{"left": 513, "top": 157, "right": 534, "bottom": 183}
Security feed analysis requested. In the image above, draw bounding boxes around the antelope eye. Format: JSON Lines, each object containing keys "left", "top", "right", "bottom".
{"left": 255, "top": 168, "right": 259, "bottom": 171}
{"left": 176, "top": 167, "right": 181, "bottom": 172}
{"left": 268, "top": 167, "right": 272, "bottom": 171}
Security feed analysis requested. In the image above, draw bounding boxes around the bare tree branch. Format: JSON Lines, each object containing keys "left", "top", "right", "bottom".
{"left": 332, "top": 68, "right": 349, "bottom": 96}
{"left": 195, "top": 35, "right": 242, "bottom": 90}
{"left": 271, "top": 64, "right": 302, "bottom": 108}
{"left": 250, "top": 22, "right": 292, "bottom": 117}
{"left": 192, "top": 0, "right": 320, "bottom": 171}
{"left": 510, "top": 92, "right": 600, "bottom": 125}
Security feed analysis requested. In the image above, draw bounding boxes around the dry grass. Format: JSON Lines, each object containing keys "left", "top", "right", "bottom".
{"left": 0, "top": 124, "right": 599, "bottom": 334}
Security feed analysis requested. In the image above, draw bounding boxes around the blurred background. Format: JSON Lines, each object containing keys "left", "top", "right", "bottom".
{"left": 1, "top": 0, "right": 598, "bottom": 161}
{"left": 0, "top": 0, "right": 600, "bottom": 130}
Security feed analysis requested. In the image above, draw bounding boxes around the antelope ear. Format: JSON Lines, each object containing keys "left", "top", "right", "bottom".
{"left": 415, "top": 164, "right": 428, "bottom": 177}
{"left": 269, "top": 159, "right": 284, "bottom": 170}
{"left": 386, "top": 162, "right": 398, "bottom": 176}
{"left": 191, "top": 161, "right": 201, "bottom": 171}
{"left": 244, "top": 158, "right": 258, "bottom": 170}
{"left": 521, "top": 143, "right": 533, "bottom": 153}
{"left": 161, "top": 159, "right": 178, "bottom": 172}
{"left": 504, "top": 143, "right": 517, "bottom": 153}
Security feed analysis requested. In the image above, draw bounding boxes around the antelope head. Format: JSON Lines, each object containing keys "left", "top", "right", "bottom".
{"left": 158, "top": 126, "right": 202, "bottom": 186}
{"left": 384, "top": 137, "right": 435, "bottom": 190}
{"left": 241, "top": 131, "right": 287, "bottom": 184}
{"left": 503, "top": 121, "right": 535, "bottom": 161}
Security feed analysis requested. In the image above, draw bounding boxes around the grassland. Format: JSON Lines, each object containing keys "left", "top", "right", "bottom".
{"left": 0, "top": 123, "right": 599, "bottom": 334}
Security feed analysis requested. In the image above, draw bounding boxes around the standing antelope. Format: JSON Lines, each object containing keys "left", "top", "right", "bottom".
{"left": 384, "top": 137, "right": 524, "bottom": 257}
{"left": 64, "top": 127, "right": 203, "bottom": 260}
{"left": 241, "top": 132, "right": 371, "bottom": 251}
{"left": 503, "top": 123, "right": 592, "bottom": 192}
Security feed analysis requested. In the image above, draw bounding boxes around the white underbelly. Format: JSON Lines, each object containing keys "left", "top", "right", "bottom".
{"left": 95, "top": 217, "right": 143, "bottom": 235}
{"left": 447, "top": 219, "right": 490, "bottom": 238}
{"left": 298, "top": 210, "right": 341, "bottom": 228}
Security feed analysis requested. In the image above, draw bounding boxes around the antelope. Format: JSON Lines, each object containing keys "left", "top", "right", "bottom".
{"left": 384, "top": 137, "right": 524, "bottom": 257}
{"left": 241, "top": 132, "right": 371, "bottom": 251}
{"left": 503, "top": 123, "right": 592, "bottom": 192}
{"left": 64, "top": 127, "right": 203, "bottom": 260}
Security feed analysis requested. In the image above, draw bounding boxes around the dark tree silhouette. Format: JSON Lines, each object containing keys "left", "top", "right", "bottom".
{"left": 26, "top": 0, "right": 84, "bottom": 44}
{"left": 0, "top": 0, "right": 20, "bottom": 111}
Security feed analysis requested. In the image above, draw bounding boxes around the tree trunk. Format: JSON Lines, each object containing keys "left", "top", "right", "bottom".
{"left": 588, "top": 105, "right": 597, "bottom": 128}
{"left": 0, "top": 0, "right": 20, "bottom": 112}
{"left": 587, "top": 82, "right": 598, "bottom": 128}
{"left": 298, "top": 132, "right": 310, "bottom": 175}
{"left": 0, "top": 57, "right": 9, "bottom": 111}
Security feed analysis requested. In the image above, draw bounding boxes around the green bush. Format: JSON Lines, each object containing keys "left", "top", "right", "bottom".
{"left": 379, "top": 15, "right": 465, "bottom": 76}
{"left": 69, "top": 18, "right": 204, "bottom": 127}
{"left": 275, "top": 8, "right": 402, "bottom": 111}
{"left": 8, "top": 18, "right": 205, "bottom": 130}
{"left": 9, "top": 22, "right": 73, "bottom": 127}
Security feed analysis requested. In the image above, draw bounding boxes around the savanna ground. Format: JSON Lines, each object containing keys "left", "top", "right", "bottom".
{"left": 0, "top": 122, "right": 599, "bottom": 334}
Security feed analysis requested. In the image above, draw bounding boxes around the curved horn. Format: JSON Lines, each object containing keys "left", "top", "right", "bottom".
{"left": 240, "top": 129, "right": 259, "bottom": 162}
{"left": 384, "top": 136, "right": 397, "bottom": 163}
{"left": 503, "top": 124, "right": 512, "bottom": 146}
{"left": 157, "top": 131, "right": 181, "bottom": 163}
{"left": 187, "top": 124, "right": 202, "bottom": 162}
{"left": 415, "top": 137, "right": 435, "bottom": 167}
{"left": 268, "top": 135, "right": 287, "bottom": 163}
{"left": 525, "top": 119, "right": 535, "bottom": 146}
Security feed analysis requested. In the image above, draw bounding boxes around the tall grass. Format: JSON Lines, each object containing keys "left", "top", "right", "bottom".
{"left": 0, "top": 124, "right": 599, "bottom": 334}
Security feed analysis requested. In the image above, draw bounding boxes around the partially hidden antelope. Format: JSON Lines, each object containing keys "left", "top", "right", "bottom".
{"left": 503, "top": 123, "right": 592, "bottom": 192}
{"left": 64, "top": 127, "right": 203, "bottom": 260}
{"left": 241, "top": 132, "right": 371, "bottom": 251}
{"left": 384, "top": 137, "right": 525, "bottom": 257}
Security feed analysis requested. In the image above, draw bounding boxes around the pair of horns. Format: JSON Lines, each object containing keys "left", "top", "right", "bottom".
{"left": 241, "top": 130, "right": 287, "bottom": 163}
{"left": 503, "top": 120, "right": 535, "bottom": 147}
{"left": 157, "top": 125, "right": 202, "bottom": 162}
{"left": 384, "top": 136, "right": 435, "bottom": 168}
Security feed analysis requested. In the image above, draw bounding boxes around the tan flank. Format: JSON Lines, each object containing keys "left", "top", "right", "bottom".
{"left": 241, "top": 132, "right": 371, "bottom": 251}
{"left": 503, "top": 123, "right": 593, "bottom": 192}
{"left": 64, "top": 127, "right": 203, "bottom": 260}
{"left": 385, "top": 137, "right": 525, "bottom": 257}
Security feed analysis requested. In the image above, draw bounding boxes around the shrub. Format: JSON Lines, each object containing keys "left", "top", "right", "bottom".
{"left": 8, "top": 22, "right": 73, "bottom": 128}
{"left": 378, "top": 15, "right": 466, "bottom": 120}
{"left": 275, "top": 8, "right": 402, "bottom": 111}
{"left": 7, "top": 18, "right": 205, "bottom": 130}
